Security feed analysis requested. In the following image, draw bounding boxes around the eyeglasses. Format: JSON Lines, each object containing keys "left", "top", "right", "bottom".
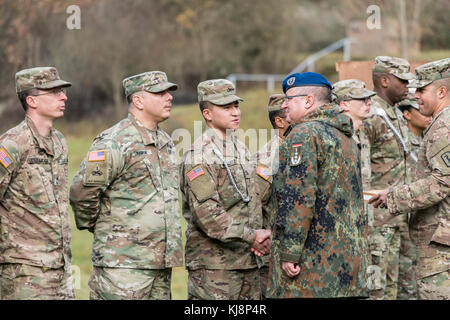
{"left": 31, "top": 87, "right": 67, "bottom": 97}
{"left": 284, "top": 94, "right": 308, "bottom": 101}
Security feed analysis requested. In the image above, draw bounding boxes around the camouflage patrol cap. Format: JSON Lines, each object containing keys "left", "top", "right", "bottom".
{"left": 122, "top": 71, "right": 178, "bottom": 97}
{"left": 407, "top": 58, "right": 450, "bottom": 89}
{"left": 332, "top": 79, "right": 376, "bottom": 102}
{"left": 197, "top": 79, "right": 243, "bottom": 106}
{"left": 395, "top": 95, "right": 420, "bottom": 111}
{"left": 267, "top": 94, "right": 285, "bottom": 112}
{"left": 15, "top": 67, "right": 72, "bottom": 93}
{"left": 373, "top": 56, "right": 415, "bottom": 80}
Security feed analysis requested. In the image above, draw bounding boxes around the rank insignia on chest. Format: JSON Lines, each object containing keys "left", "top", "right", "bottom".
{"left": 187, "top": 166, "right": 205, "bottom": 181}
{"left": 0, "top": 148, "right": 13, "bottom": 168}
{"left": 256, "top": 164, "right": 271, "bottom": 180}
{"left": 88, "top": 150, "right": 106, "bottom": 161}
{"left": 290, "top": 143, "right": 302, "bottom": 166}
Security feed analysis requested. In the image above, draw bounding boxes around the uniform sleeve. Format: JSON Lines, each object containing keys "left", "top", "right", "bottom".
{"left": 362, "top": 115, "right": 381, "bottom": 147}
{"left": 69, "top": 139, "right": 123, "bottom": 232}
{"left": 387, "top": 136, "right": 450, "bottom": 215}
{"left": 0, "top": 142, "right": 20, "bottom": 201}
{"left": 181, "top": 153, "right": 256, "bottom": 245}
{"left": 274, "top": 131, "right": 318, "bottom": 263}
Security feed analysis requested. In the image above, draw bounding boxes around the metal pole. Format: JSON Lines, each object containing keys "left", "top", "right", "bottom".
{"left": 399, "top": 0, "right": 408, "bottom": 60}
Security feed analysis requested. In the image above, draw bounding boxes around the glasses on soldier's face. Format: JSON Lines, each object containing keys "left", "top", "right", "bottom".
{"left": 32, "top": 87, "right": 67, "bottom": 97}
{"left": 284, "top": 94, "right": 308, "bottom": 101}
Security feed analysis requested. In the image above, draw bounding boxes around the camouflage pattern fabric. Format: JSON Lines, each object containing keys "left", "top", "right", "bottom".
{"left": 197, "top": 79, "right": 243, "bottom": 106}
{"left": 15, "top": 66, "right": 71, "bottom": 93}
{"left": 70, "top": 113, "right": 183, "bottom": 271}
{"left": 0, "top": 264, "right": 74, "bottom": 300}
{"left": 362, "top": 93, "right": 415, "bottom": 299}
{"left": 0, "top": 116, "right": 74, "bottom": 299}
{"left": 180, "top": 129, "right": 262, "bottom": 270}
{"left": 89, "top": 267, "right": 172, "bottom": 300}
{"left": 267, "top": 104, "right": 369, "bottom": 298}
{"left": 122, "top": 71, "right": 177, "bottom": 97}
{"left": 416, "top": 271, "right": 450, "bottom": 300}
{"left": 408, "top": 57, "right": 450, "bottom": 89}
{"left": 188, "top": 268, "right": 260, "bottom": 300}
{"left": 387, "top": 106, "right": 450, "bottom": 299}
{"left": 332, "top": 79, "right": 376, "bottom": 102}
{"left": 372, "top": 56, "right": 415, "bottom": 80}
{"left": 252, "top": 134, "right": 282, "bottom": 298}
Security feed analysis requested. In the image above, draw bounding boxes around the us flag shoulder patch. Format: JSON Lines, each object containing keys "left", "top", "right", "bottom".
{"left": 88, "top": 150, "right": 106, "bottom": 162}
{"left": 0, "top": 148, "right": 13, "bottom": 168}
{"left": 256, "top": 164, "right": 271, "bottom": 180}
{"left": 187, "top": 166, "right": 205, "bottom": 181}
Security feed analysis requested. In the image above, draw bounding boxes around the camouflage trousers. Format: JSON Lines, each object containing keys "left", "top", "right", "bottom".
{"left": 417, "top": 271, "right": 450, "bottom": 300}
{"left": 368, "top": 226, "right": 400, "bottom": 300}
{"left": 188, "top": 268, "right": 261, "bottom": 300}
{"left": 259, "top": 266, "right": 269, "bottom": 300}
{"left": 89, "top": 267, "right": 172, "bottom": 300}
{"left": 397, "top": 218, "right": 418, "bottom": 300}
{"left": 0, "top": 263, "right": 75, "bottom": 300}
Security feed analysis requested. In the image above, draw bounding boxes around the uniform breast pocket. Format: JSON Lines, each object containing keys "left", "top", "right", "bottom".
{"left": 217, "top": 163, "right": 247, "bottom": 209}
{"left": 143, "top": 158, "right": 162, "bottom": 193}
{"left": 22, "top": 165, "right": 55, "bottom": 205}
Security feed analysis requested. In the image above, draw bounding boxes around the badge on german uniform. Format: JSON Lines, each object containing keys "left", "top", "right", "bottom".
{"left": 0, "top": 148, "right": 13, "bottom": 168}
{"left": 256, "top": 164, "right": 271, "bottom": 180}
{"left": 187, "top": 166, "right": 205, "bottom": 181}
{"left": 290, "top": 143, "right": 302, "bottom": 166}
{"left": 88, "top": 150, "right": 106, "bottom": 161}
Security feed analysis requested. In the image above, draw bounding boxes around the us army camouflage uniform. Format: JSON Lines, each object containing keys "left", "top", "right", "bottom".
{"left": 362, "top": 56, "right": 416, "bottom": 299}
{"left": 387, "top": 58, "right": 450, "bottom": 300}
{"left": 0, "top": 67, "right": 74, "bottom": 300}
{"left": 267, "top": 104, "right": 369, "bottom": 298}
{"left": 181, "top": 128, "right": 263, "bottom": 300}
{"left": 252, "top": 134, "right": 282, "bottom": 298}
{"left": 0, "top": 117, "right": 74, "bottom": 300}
{"left": 70, "top": 112, "right": 183, "bottom": 300}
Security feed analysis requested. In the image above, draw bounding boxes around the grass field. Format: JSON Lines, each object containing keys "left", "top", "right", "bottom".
{"left": 63, "top": 88, "right": 275, "bottom": 300}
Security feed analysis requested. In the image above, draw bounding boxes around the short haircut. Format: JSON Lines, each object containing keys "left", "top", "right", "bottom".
{"left": 268, "top": 109, "right": 286, "bottom": 129}
{"left": 199, "top": 101, "right": 210, "bottom": 113}
{"left": 290, "top": 86, "right": 332, "bottom": 105}
{"left": 431, "top": 78, "right": 450, "bottom": 92}
{"left": 372, "top": 72, "right": 387, "bottom": 90}
{"left": 17, "top": 88, "right": 38, "bottom": 111}
{"left": 397, "top": 105, "right": 412, "bottom": 114}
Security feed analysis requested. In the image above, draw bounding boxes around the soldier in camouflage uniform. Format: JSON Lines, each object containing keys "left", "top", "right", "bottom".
{"left": 0, "top": 67, "right": 75, "bottom": 300}
{"left": 180, "top": 79, "right": 270, "bottom": 300}
{"left": 371, "top": 58, "right": 450, "bottom": 300}
{"left": 267, "top": 72, "right": 369, "bottom": 298}
{"left": 70, "top": 71, "right": 183, "bottom": 300}
{"left": 362, "top": 56, "right": 417, "bottom": 300}
{"left": 252, "top": 94, "right": 290, "bottom": 298}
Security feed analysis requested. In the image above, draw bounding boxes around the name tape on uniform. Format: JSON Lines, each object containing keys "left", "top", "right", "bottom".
{"left": 0, "top": 148, "right": 13, "bottom": 168}
{"left": 88, "top": 150, "right": 106, "bottom": 162}
{"left": 187, "top": 166, "right": 205, "bottom": 181}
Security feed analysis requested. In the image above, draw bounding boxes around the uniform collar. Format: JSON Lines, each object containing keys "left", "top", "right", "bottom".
{"left": 372, "top": 94, "right": 398, "bottom": 120}
{"left": 25, "top": 116, "right": 56, "bottom": 156}
{"left": 127, "top": 113, "right": 170, "bottom": 149}
{"left": 423, "top": 105, "right": 450, "bottom": 136}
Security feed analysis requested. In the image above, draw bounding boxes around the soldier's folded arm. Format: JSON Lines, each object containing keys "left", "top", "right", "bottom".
{"left": 277, "top": 133, "right": 318, "bottom": 264}
{"left": 183, "top": 163, "right": 256, "bottom": 245}
{"left": 69, "top": 140, "right": 123, "bottom": 232}
{"left": 387, "top": 141, "right": 450, "bottom": 215}
{"left": 0, "top": 141, "right": 19, "bottom": 201}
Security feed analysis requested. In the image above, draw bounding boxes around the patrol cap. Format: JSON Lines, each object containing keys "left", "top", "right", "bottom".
{"left": 282, "top": 72, "right": 332, "bottom": 94}
{"left": 407, "top": 58, "right": 450, "bottom": 89}
{"left": 267, "top": 94, "right": 285, "bottom": 112}
{"left": 395, "top": 95, "right": 420, "bottom": 111}
{"left": 332, "top": 79, "right": 376, "bottom": 102}
{"left": 373, "top": 56, "right": 415, "bottom": 80}
{"left": 197, "top": 79, "right": 243, "bottom": 106}
{"left": 122, "top": 71, "right": 177, "bottom": 97}
{"left": 15, "top": 67, "right": 72, "bottom": 93}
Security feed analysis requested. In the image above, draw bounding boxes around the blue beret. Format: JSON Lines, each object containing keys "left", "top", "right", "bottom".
{"left": 282, "top": 72, "right": 332, "bottom": 94}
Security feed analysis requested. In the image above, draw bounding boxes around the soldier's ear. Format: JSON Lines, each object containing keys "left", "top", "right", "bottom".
{"left": 436, "top": 84, "right": 447, "bottom": 99}
{"left": 132, "top": 93, "right": 144, "bottom": 110}
{"left": 202, "top": 107, "right": 212, "bottom": 121}
{"left": 25, "top": 95, "right": 38, "bottom": 110}
{"left": 380, "top": 75, "right": 390, "bottom": 88}
{"left": 339, "top": 100, "right": 350, "bottom": 111}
